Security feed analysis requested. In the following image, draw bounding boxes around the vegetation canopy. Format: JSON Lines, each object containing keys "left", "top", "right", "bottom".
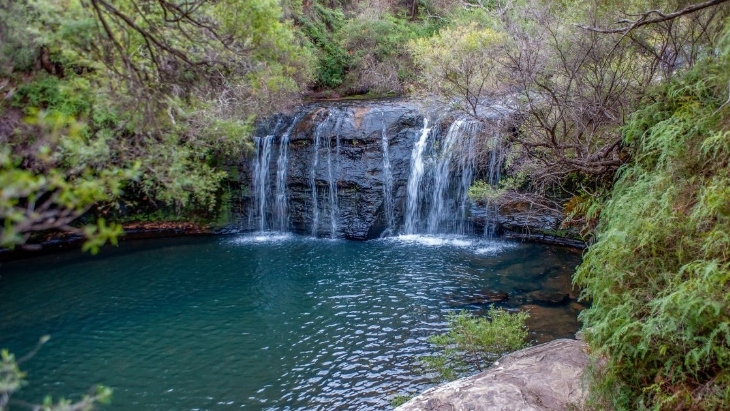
{"left": 0, "top": 0, "right": 312, "bottom": 249}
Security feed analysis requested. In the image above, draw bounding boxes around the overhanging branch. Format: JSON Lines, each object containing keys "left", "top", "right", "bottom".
{"left": 575, "top": 0, "right": 730, "bottom": 34}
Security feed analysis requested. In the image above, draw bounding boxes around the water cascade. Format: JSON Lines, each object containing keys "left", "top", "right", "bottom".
{"left": 250, "top": 125, "right": 278, "bottom": 231}
{"left": 404, "top": 118, "right": 431, "bottom": 234}
{"left": 380, "top": 112, "right": 395, "bottom": 235}
{"left": 484, "top": 122, "right": 504, "bottom": 239}
{"left": 274, "top": 114, "right": 304, "bottom": 232}
{"left": 325, "top": 115, "right": 343, "bottom": 238}
{"left": 426, "top": 119, "right": 461, "bottom": 233}
{"left": 245, "top": 102, "right": 495, "bottom": 239}
{"left": 403, "top": 117, "right": 481, "bottom": 236}
{"left": 310, "top": 113, "right": 330, "bottom": 236}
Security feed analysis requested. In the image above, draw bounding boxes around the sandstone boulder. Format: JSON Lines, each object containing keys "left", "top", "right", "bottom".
{"left": 396, "top": 338, "right": 588, "bottom": 411}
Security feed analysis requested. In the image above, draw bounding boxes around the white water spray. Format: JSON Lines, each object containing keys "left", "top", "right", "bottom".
{"left": 274, "top": 113, "right": 304, "bottom": 232}
{"left": 251, "top": 134, "right": 275, "bottom": 231}
{"left": 404, "top": 118, "right": 431, "bottom": 234}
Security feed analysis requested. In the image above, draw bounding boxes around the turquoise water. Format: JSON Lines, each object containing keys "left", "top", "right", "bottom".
{"left": 0, "top": 234, "right": 582, "bottom": 410}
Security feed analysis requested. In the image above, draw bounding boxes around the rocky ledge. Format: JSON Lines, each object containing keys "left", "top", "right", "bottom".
{"left": 396, "top": 338, "right": 589, "bottom": 411}
{"left": 0, "top": 221, "right": 218, "bottom": 262}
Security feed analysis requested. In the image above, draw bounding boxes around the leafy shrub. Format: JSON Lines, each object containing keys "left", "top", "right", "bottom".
{"left": 12, "top": 75, "right": 91, "bottom": 117}
{"left": 390, "top": 394, "right": 413, "bottom": 407}
{"left": 420, "top": 308, "right": 529, "bottom": 382}
{"left": 409, "top": 22, "right": 508, "bottom": 115}
{"left": 574, "top": 34, "right": 730, "bottom": 409}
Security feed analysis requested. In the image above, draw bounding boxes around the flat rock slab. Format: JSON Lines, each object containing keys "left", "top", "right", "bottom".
{"left": 396, "top": 338, "right": 588, "bottom": 411}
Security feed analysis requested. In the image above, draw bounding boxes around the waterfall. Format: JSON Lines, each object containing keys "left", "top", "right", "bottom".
{"left": 310, "top": 114, "right": 329, "bottom": 236}
{"left": 251, "top": 134, "right": 276, "bottom": 232}
{"left": 245, "top": 103, "right": 494, "bottom": 240}
{"left": 456, "top": 121, "right": 480, "bottom": 235}
{"left": 484, "top": 124, "right": 503, "bottom": 240}
{"left": 426, "top": 119, "right": 462, "bottom": 234}
{"left": 404, "top": 118, "right": 431, "bottom": 234}
{"left": 404, "top": 116, "right": 482, "bottom": 236}
{"left": 274, "top": 113, "right": 304, "bottom": 232}
{"left": 380, "top": 112, "right": 394, "bottom": 235}
{"left": 326, "top": 114, "right": 343, "bottom": 238}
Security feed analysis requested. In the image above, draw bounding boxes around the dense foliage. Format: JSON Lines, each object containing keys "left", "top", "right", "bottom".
{"left": 290, "top": 0, "right": 440, "bottom": 95}
{"left": 575, "top": 28, "right": 730, "bottom": 409}
{"left": 0, "top": 0, "right": 312, "bottom": 248}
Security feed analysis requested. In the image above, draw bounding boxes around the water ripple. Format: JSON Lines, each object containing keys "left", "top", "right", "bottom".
{"left": 0, "top": 235, "right": 581, "bottom": 410}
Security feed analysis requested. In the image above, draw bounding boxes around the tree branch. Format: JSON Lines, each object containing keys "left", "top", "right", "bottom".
{"left": 575, "top": 0, "right": 730, "bottom": 34}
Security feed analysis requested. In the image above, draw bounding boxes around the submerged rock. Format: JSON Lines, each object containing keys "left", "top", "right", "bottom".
{"left": 521, "top": 304, "right": 583, "bottom": 344}
{"left": 395, "top": 338, "right": 589, "bottom": 411}
{"left": 468, "top": 290, "right": 510, "bottom": 305}
{"left": 513, "top": 290, "right": 570, "bottom": 306}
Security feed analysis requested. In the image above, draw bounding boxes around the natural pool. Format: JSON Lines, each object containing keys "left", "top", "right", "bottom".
{"left": 0, "top": 234, "right": 582, "bottom": 410}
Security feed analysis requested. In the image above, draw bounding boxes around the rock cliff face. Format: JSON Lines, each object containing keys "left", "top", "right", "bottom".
{"left": 287, "top": 102, "right": 421, "bottom": 239}
{"left": 238, "top": 99, "right": 426, "bottom": 239}
{"left": 395, "top": 338, "right": 589, "bottom": 411}
{"left": 235, "top": 99, "right": 585, "bottom": 247}
{"left": 497, "top": 202, "right": 586, "bottom": 248}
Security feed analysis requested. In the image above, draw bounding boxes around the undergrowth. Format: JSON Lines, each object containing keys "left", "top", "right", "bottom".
{"left": 574, "top": 25, "right": 730, "bottom": 410}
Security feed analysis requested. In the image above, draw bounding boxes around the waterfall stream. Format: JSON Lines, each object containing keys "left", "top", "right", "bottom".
{"left": 404, "top": 116, "right": 482, "bottom": 236}
{"left": 426, "top": 119, "right": 463, "bottom": 234}
{"left": 274, "top": 113, "right": 304, "bottom": 232}
{"left": 326, "top": 114, "right": 343, "bottom": 238}
{"left": 247, "top": 103, "right": 501, "bottom": 239}
{"left": 310, "top": 113, "right": 330, "bottom": 236}
{"left": 404, "top": 118, "right": 431, "bottom": 235}
{"left": 380, "top": 112, "right": 394, "bottom": 235}
{"left": 250, "top": 127, "right": 278, "bottom": 232}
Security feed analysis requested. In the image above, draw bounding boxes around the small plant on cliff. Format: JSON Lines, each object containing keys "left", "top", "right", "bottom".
{"left": 420, "top": 307, "right": 529, "bottom": 382}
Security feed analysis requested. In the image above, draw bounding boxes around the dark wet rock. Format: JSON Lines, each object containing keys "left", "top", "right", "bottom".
{"left": 396, "top": 339, "right": 589, "bottom": 411}
{"left": 236, "top": 100, "right": 425, "bottom": 240}
{"left": 498, "top": 201, "right": 563, "bottom": 231}
{"left": 503, "top": 231, "right": 587, "bottom": 249}
{"left": 498, "top": 201, "right": 586, "bottom": 248}
{"left": 466, "top": 290, "right": 509, "bottom": 305}
{"left": 470, "top": 200, "right": 586, "bottom": 249}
